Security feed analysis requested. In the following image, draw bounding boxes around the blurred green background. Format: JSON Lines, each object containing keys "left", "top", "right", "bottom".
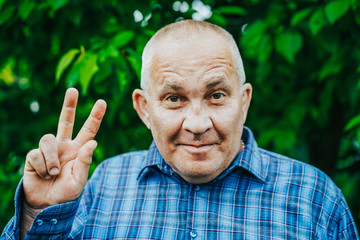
{"left": 1, "top": 0, "right": 360, "bottom": 231}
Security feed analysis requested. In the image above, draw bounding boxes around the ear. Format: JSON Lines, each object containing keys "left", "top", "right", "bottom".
{"left": 241, "top": 83, "right": 252, "bottom": 123}
{"left": 132, "top": 89, "right": 151, "bottom": 129}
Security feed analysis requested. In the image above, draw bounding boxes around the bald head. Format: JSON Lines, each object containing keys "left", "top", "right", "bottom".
{"left": 141, "top": 20, "right": 246, "bottom": 90}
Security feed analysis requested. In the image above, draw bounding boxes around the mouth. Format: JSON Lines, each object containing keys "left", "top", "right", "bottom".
{"left": 176, "top": 143, "right": 219, "bottom": 153}
{"left": 181, "top": 143, "right": 215, "bottom": 147}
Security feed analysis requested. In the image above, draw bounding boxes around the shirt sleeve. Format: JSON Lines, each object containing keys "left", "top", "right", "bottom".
{"left": 333, "top": 199, "right": 359, "bottom": 240}
{"left": 1, "top": 179, "right": 82, "bottom": 240}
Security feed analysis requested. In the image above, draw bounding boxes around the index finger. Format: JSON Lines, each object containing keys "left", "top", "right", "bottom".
{"left": 56, "top": 88, "right": 79, "bottom": 140}
{"left": 74, "top": 99, "right": 107, "bottom": 145}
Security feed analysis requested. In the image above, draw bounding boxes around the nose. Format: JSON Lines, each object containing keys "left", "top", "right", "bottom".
{"left": 182, "top": 103, "right": 212, "bottom": 134}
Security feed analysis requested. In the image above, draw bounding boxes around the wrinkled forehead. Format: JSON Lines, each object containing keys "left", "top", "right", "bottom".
{"left": 157, "top": 30, "right": 229, "bottom": 55}
{"left": 146, "top": 32, "right": 239, "bottom": 93}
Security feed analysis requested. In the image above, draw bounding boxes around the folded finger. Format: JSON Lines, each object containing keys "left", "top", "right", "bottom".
{"left": 57, "top": 88, "right": 79, "bottom": 141}
{"left": 26, "top": 149, "right": 49, "bottom": 179}
{"left": 73, "top": 140, "right": 97, "bottom": 187}
{"left": 74, "top": 99, "right": 106, "bottom": 145}
{"left": 39, "top": 134, "right": 60, "bottom": 176}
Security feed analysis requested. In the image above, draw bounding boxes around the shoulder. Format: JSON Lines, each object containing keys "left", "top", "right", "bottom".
{"left": 260, "top": 149, "right": 352, "bottom": 235}
{"left": 260, "top": 148, "right": 339, "bottom": 196}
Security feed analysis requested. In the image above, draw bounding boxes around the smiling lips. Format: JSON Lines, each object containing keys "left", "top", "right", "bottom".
{"left": 180, "top": 143, "right": 216, "bottom": 148}
{"left": 176, "top": 143, "right": 219, "bottom": 154}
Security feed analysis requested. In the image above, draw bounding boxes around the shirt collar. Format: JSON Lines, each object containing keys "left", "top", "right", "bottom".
{"left": 138, "top": 141, "right": 174, "bottom": 180}
{"left": 236, "top": 126, "right": 267, "bottom": 183}
{"left": 138, "top": 126, "right": 267, "bottom": 183}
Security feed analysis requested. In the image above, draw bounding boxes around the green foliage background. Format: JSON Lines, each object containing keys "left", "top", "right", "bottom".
{"left": 1, "top": 0, "right": 360, "bottom": 231}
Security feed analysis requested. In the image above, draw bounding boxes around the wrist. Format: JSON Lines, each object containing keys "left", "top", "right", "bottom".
{"left": 20, "top": 198, "right": 44, "bottom": 239}
{"left": 22, "top": 198, "right": 43, "bottom": 218}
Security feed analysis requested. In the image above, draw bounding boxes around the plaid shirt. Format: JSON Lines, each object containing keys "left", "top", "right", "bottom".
{"left": 3, "top": 127, "right": 359, "bottom": 239}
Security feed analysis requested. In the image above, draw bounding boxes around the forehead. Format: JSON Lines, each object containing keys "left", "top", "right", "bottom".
{"left": 149, "top": 32, "right": 236, "bottom": 87}
{"left": 153, "top": 31, "right": 232, "bottom": 62}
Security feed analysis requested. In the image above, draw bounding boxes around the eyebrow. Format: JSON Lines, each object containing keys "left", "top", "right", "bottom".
{"left": 158, "top": 78, "right": 231, "bottom": 94}
{"left": 160, "top": 84, "right": 183, "bottom": 92}
{"left": 206, "top": 78, "right": 231, "bottom": 89}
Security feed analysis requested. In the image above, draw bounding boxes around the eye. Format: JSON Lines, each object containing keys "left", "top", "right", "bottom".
{"left": 166, "top": 96, "right": 179, "bottom": 102}
{"left": 163, "top": 95, "right": 185, "bottom": 109}
{"left": 212, "top": 93, "right": 224, "bottom": 99}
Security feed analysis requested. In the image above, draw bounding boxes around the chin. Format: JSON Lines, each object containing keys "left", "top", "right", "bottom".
{"left": 175, "top": 158, "right": 222, "bottom": 182}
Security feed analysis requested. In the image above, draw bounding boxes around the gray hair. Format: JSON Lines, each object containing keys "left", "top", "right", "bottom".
{"left": 140, "top": 20, "right": 246, "bottom": 90}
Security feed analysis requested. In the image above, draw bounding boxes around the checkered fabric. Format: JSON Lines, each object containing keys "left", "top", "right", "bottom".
{"left": 2, "top": 127, "right": 359, "bottom": 239}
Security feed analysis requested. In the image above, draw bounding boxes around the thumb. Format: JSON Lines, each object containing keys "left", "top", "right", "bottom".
{"left": 73, "top": 140, "right": 97, "bottom": 187}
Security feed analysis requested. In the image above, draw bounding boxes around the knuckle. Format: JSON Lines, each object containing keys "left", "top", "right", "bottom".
{"left": 26, "top": 149, "right": 41, "bottom": 162}
{"left": 26, "top": 150, "right": 49, "bottom": 178}
{"left": 45, "top": 155, "right": 58, "bottom": 166}
{"left": 84, "top": 125, "right": 97, "bottom": 135}
{"left": 92, "top": 111, "right": 104, "bottom": 121}
{"left": 40, "top": 134, "right": 55, "bottom": 144}
{"left": 61, "top": 120, "right": 74, "bottom": 128}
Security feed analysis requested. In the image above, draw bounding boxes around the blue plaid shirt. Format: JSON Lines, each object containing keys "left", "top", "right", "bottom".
{"left": 2, "top": 127, "right": 359, "bottom": 239}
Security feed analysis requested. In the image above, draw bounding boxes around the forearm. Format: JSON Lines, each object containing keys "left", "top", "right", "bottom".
{"left": 1, "top": 179, "right": 83, "bottom": 240}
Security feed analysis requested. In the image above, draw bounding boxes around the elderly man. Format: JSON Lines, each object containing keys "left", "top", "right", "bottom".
{"left": 2, "top": 20, "right": 359, "bottom": 239}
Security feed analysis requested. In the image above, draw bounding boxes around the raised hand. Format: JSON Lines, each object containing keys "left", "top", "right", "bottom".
{"left": 23, "top": 88, "right": 107, "bottom": 209}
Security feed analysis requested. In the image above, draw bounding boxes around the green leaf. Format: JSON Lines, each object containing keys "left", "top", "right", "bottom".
{"left": 111, "top": 31, "right": 135, "bottom": 49}
{"left": 275, "top": 31, "right": 302, "bottom": 63}
{"left": 309, "top": 8, "right": 327, "bottom": 35}
{"left": 318, "top": 57, "right": 343, "bottom": 80}
{"left": 0, "top": 5, "right": 16, "bottom": 26}
{"left": 258, "top": 34, "right": 272, "bottom": 63}
{"left": 67, "top": 9, "right": 83, "bottom": 26}
{"left": 116, "top": 69, "right": 129, "bottom": 92}
{"left": 78, "top": 54, "right": 99, "bottom": 95}
{"left": 64, "top": 52, "right": 99, "bottom": 94}
{"left": 98, "top": 46, "right": 119, "bottom": 63}
{"left": 18, "top": 1, "right": 36, "bottom": 20}
{"left": 55, "top": 49, "right": 80, "bottom": 84}
{"left": 241, "top": 21, "right": 267, "bottom": 58}
{"left": 345, "top": 114, "right": 360, "bottom": 132}
{"left": 325, "top": 0, "right": 350, "bottom": 25}
{"left": 208, "top": 12, "right": 227, "bottom": 27}
{"left": 216, "top": 6, "right": 247, "bottom": 16}
{"left": 65, "top": 65, "right": 80, "bottom": 88}
{"left": 93, "top": 63, "right": 112, "bottom": 84}
{"left": 0, "top": 60, "right": 15, "bottom": 85}
{"left": 291, "top": 8, "right": 312, "bottom": 26}
{"left": 126, "top": 49, "right": 142, "bottom": 81}
{"left": 0, "top": 0, "right": 6, "bottom": 11}
{"left": 47, "top": 0, "right": 69, "bottom": 11}
{"left": 355, "top": 11, "right": 360, "bottom": 26}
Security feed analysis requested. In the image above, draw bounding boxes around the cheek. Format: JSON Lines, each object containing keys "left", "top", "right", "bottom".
{"left": 210, "top": 104, "right": 244, "bottom": 132}
{"left": 149, "top": 106, "right": 184, "bottom": 137}
{"left": 209, "top": 107, "right": 244, "bottom": 156}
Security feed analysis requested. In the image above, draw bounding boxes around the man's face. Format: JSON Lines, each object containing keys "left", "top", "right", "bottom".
{"left": 134, "top": 32, "right": 252, "bottom": 184}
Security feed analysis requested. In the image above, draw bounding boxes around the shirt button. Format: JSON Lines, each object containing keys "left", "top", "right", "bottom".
{"left": 194, "top": 185, "right": 200, "bottom": 191}
{"left": 190, "top": 230, "right": 197, "bottom": 238}
{"left": 36, "top": 219, "right": 43, "bottom": 226}
{"left": 50, "top": 219, "right": 58, "bottom": 225}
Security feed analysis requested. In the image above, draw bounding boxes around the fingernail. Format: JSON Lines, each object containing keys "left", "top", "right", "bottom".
{"left": 50, "top": 167, "right": 59, "bottom": 175}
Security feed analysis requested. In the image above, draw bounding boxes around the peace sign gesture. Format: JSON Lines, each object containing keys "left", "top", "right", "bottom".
{"left": 23, "top": 88, "right": 107, "bottom": 209}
